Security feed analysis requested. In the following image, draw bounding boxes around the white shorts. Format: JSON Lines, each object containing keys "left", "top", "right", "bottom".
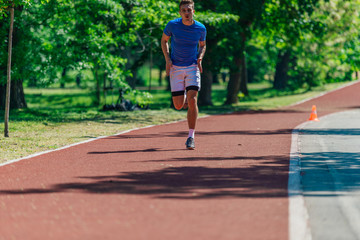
{"left": 170, "top": 64, "right": 201, "bottom": 96}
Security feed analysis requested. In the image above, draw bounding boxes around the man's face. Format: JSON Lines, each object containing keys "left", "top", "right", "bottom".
{"left": 179, "top": 4, "right": 195, "bottom": 23}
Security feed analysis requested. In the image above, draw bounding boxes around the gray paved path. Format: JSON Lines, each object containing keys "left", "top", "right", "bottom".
{"left": 299, "top": 109, "right": 360, "bottom": 240}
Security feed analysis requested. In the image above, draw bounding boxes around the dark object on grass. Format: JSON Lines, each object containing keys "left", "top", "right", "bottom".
{"left": 102, "top": 89, "right": 148, "bottom": 111}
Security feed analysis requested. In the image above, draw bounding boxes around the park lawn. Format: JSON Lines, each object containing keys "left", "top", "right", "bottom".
{"left": 0, "top": 81, "right": 353, "bottom": 163}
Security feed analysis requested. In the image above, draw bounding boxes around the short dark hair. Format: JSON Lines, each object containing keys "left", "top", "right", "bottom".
{"left": 179, "top": 0, "right": 194, "bottom": 9}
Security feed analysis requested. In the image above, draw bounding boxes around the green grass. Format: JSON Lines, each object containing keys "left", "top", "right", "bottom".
{"left": 0, "top": 80, "right": 354, "bottom": 163}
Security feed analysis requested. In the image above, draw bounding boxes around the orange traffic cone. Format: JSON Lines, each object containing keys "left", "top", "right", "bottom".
{"left": 308, "top": 105, "right": 319, "bottom": 121}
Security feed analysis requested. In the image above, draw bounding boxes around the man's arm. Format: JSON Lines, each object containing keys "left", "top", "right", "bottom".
{"left": 161, "top": 33, "right": 172, "bottom": 76}
{"left": 197, "top": 40, "right": 206, "bottom": 73}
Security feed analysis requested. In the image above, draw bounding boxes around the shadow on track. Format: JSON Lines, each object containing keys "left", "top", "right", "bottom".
{"left": 2, "top": 122, "right": 359, "bottom": 199}
{"left": 300, "top": 151, "right": 360, "bottom": 197}
{"left": 110, "top": 128, "right": 360, "bottom": 140}
{"left": 88, "top": 148, "right": 185, "bottom": 154}
{"left": 109, "top": 129, "right": 294, "bottom": 140}
{"left": 0, "top": 162, "right": 290, "bottom": 199}
{"left": 300, "top": 128, "right": 360, "bottom": 136}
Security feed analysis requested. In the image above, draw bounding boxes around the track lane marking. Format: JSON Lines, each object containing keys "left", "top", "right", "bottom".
{"left": 289, "top": 124, "right": 312, "bottom": 240}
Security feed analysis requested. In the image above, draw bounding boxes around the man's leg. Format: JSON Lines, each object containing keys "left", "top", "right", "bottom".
{"left": 183, "top": 64, "right": 201, "bottom": 150}
{"left": 172, "top": 94, "right": 185, "bottom": 110}
{"left": 184, "top": 89, "right": 198, "bottom": 150}
{"left": 183, "top": 97, "right": 188, "bottom": 109}
{"left": 186, "top": 90, "right": 198, "bottom": 130}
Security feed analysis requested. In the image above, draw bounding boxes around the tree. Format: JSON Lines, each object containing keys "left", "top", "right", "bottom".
{"left": 1, "top": 0, "right": 36, "bottom": 137}
{"left": 0, "top": 1, "right": 54, "bottom": 111}
{"left": 42, "top": 0, "right": 129, "bottom": 104}
{"left": 223, "top": 0, "right": 265, "bottom": 104}
{"left": 1, "top": 0, "right": 132, "bottom": 106}
{"left": 258, "top": 0, "right": 323, "bottom": 90}
{"left": 120, "top": 0, "right": 176, "bottom": 89}
{"left": 122, "top": 0, "right": 238, "bottom": 106}
{"left": 3, "top": 3, "right": 14, "bottom": 137}
{"left": 0, "top": 0, "right": 51, "bottom": 111}
{"left": 255, "top": 0, "right": 360, "bottom": 90}
{"left": 195, "top": 0, "right": 240, "bottom": 106}
{"left": 290, "top": 0, "right": 360, "bottom": 88}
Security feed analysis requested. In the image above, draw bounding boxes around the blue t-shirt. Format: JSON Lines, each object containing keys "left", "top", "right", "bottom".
{"left": 164, "top": 18, "right": 206, "bottom": 67}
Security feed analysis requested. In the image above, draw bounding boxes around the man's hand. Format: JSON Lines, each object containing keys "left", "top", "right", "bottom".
{"left": 197, "top": 58, "right": 203, "bottom": 74}
{"left": 161, "top": 33, "right": 172, "bottom": 76}
{"left": 197, "top": 40, "right": 206, "bottom": 74}
{"left": 166, "top": 60, "right": 173, "bottom": 76}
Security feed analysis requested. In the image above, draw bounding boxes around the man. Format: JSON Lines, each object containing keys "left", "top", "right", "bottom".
{"left": 161, "top": 0, "right": 206, "bottom": 150}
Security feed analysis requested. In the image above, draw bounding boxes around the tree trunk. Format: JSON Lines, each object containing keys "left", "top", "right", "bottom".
{"left": 60, "top": 67, "right": 66, "bottom": 88}
{"left": 273, "top": 50, "right": 291, "bottom": 90}
{"left": 93, "top": 66, "right": 101, "bottom": 105}
{"left": 11, "top": 79, "right": 26, "bottom": 109}
{"left": 239, "top": 53, "right": 249, "bottom": 96}
{"left": 158, "top": 69, "right": 162, "bottom": 86}
{"left": 221, "top": 72, "right": 227, "bottom": 83}
{"left": 125, "top": 50, "right": 147, "bottom": 89}
{"left": 4, "top": 6, "right": 15, "bottom": 137}
{"left": 213, "top": 72, "right": 219, "bottom": 84}
{"left": 0, "top": 79, "right": 27, "bottom": 110}
{"left": 148, "top": 47, "right": 153, "bottom": 92}
{"left": 126, "top": 70, "right": 137, "bottom": 89}
{"left": 76, "top": 74, "right": 81, "bottom": 87}
{"left": 225, "top": 30, "right": 247, "bottom": 105}
{"left": 198, "top": 67, "right": 213, "bottom": 106}
{"left": 225, "top": 56, "right": 242, "bottom": 104}
{"left": 159, "top": 65, "right": 165, "bottom": 87}
{"left": 103, "top": 71, "right": 107, "bottom": 104}
{"left": 198, "top": 38, "right": 216, "bottom": 106}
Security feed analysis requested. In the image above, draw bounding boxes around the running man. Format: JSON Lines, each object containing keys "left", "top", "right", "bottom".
{"left": 161, "top": 0, "right": 206, "bottom": 150}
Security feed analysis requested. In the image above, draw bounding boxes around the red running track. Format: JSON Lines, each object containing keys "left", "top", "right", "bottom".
{"left": 1, "top": 81, "right": 359, "bottom": 240}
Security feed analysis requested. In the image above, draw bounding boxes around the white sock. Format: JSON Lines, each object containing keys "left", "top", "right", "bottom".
{"left": 188, "top": 129, "right": 195, "bottom": 139}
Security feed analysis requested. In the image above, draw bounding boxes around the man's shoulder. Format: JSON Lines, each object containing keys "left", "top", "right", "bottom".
{"left": 168, "top": 18, "right": 182, "bottom": 25}
{"left": 194, "top": 20, "right": 206, "bottom": 30}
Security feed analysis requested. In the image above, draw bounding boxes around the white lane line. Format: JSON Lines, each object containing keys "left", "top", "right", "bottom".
{"left": 289, "top": 123, "right": 312, "bottom": 240}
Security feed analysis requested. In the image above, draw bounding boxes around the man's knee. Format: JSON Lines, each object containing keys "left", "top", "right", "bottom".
{"left": 187, "top": 95, "right": 197, "bottom": 108}
{"left": 174, "top": 103, "right": 183, "bottom": 110}
{"left": 172, "top": 95, "right": 185, "bottom": 110}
